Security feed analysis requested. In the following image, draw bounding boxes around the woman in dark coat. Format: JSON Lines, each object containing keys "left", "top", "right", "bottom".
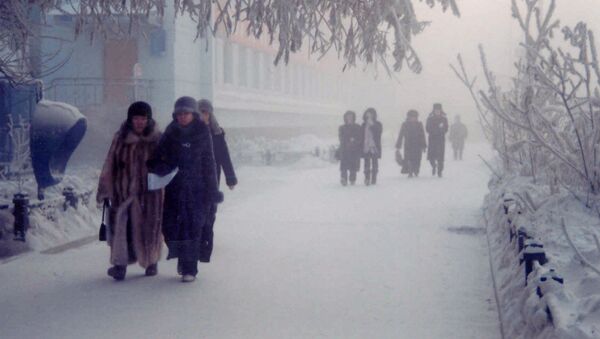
{"left": 396, "top": 110, "right": 427, "bottom": 178}
{"left": 198, "top": 98, "right": 237, "bottom": 263}
{"left": 361, "top": 107, "right": 383, "bottom": 186}
{"left": 338, "top": 110, "right": 362, "bottom": 186}
{"left": 426, "top": 103, "right": 449, "bottom": 177}
{"left": 147, "top": 96, "right": 223, "bottom": 283}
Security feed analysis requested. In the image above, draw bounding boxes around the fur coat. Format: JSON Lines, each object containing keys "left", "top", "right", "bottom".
{"left": 97, "top": 126, "right": 164, "bottom": 268}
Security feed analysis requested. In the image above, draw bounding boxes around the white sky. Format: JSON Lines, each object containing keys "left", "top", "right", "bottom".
{"left": 386, "top": 0, "right": 600, "bottom": 139}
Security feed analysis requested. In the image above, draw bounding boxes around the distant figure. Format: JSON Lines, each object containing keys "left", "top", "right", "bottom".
{"left": 449, "top": 115, "right": 468, "bottom": 160}
{"left": 396, "top": 110, "right": 427, "bottom": 178}
{"left": 97, "top": 101, "right": 163, "bottom": 281}
{"left": 426, "top": 103, "right": 449, "bottom": 178}
{"left": 361, "top": 107, "right": 383, "bottom": 186}
{"left": 198, "top": 99, "right": 237, "bottom": 264}
{"left": 338, "top": 110, "right": 362, "bottom": 186}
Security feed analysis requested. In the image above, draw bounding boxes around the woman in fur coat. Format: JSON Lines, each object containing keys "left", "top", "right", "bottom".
{"left": 97, "top": 101, "right": 164, "bottom": 281}
{"left": 147, "top": 96, "right": 223, "bottom": 283}
{"left": 198, "top": 98, "right": 237, "bottom": 263}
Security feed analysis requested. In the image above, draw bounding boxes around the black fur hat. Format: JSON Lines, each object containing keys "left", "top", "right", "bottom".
{"left": 127, "top": 101, "right": 152, "bottom": 120}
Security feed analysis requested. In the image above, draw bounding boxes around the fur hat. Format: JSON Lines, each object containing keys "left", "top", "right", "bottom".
{"left": 172, "top": 96, "right": 198, "bottom": 119}
{"left": 407, "top": 109, "right": 419, "bottom": 118}
{"left": 127, "top": 101, "right": 152, "bottom": 120}
{"left": 198, "top": 99, "right": 214, "bottom": 114}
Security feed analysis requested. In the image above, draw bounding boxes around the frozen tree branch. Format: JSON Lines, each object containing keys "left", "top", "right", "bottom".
{"left": 0, "top": 0, "right": 460, "bottom": 85}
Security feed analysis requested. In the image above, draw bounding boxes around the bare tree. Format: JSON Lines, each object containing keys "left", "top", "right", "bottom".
{"left": 454, "top": 0, "right": 600, "bottom": 206}
{"left": 0, "top": 0, "right": 460, "bottom": 85}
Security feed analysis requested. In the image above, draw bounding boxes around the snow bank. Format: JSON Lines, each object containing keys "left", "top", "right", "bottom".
{"left": 483, "top": 175, "right": 600, "bottom": 338}
{"left": 0, "top": 168, "right": 100, "bottom": 256}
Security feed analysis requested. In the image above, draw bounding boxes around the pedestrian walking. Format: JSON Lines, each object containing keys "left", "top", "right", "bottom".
{"left": 426, "top": 103, "right": 449, "bottom": 177}
{"left": 449, "top": 115, "right": 468, "bottom": 160}
{"left": 198, "top": 98, "right": 237, "bottom": 263}
{"left": 147, "top": 96, "right": 223, "bottom": 283}
{"left": 396, "top": 110, "right": 427, "bottom": 178}
{"left": 338, "top": 110, "right": 362, "bottom": 186}
{"left": 361, "top": 108, "right": 383, "bottom": 186}
{"left": 97, "top": 101, "right": 163, "bottom": 281}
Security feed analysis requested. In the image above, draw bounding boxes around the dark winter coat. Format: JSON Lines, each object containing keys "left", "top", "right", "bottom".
{"left": 361, "top": 111, "right": 383, "bottom": 159}
{"left": 212, "top": 132, "right": 237, "bottom": 187}
{"left": 449, "top": 122, "right": 468, "bottom": 149}
{"left": 339, "top": 122, "right": 362, "bottom": 171}
{"left": 396, "top": 120, "right": 427, "bottom": 161}
{"left": 147, "top": 117, "right": 223, "bottom": 262}
{"left": 426, "top": 112, "right": 449, "bottom": 161}
{"left": 97, "top": 123, "right": 163, "bottom": 268}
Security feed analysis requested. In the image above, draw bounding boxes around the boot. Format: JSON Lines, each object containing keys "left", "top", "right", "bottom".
{"left": 107, "top": 265, "right": 127, "bottom": 281}
{"left": 371, "top": 173, "right": 377, "bottom": 185}
{"left": 182, "top": 274, "right": 196, "bottom": 283}
{"left": 145, "top": 263, "right": 158, "bottom": 276}
{"left": 364, "top": 175, "right": 371, "bottom": 186}
{"left": 341, "top": 177, "right": 348, "bottom": 186}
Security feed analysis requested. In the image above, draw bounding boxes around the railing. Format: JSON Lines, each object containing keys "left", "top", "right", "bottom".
{"left": 47, "top": 77, "right": 154, "bottom": 108}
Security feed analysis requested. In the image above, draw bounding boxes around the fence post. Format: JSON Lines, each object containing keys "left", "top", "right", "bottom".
{"left": 12, "top": 193, "right": 29, "bottom": 242}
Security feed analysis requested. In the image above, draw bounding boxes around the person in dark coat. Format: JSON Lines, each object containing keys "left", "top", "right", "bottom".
{"left": 361, "top": 107, "right": 383, "bottom": 186}
{"left": 147, "top": 96, "right": 223, "bottom": 283}
{"left": 198, "top": 98, "right": 237, "bottom": 263}
{"left": 396, "top": 110, "right": 427, "bottom": 178}
{"left": 338, "top": 110, "right": 362, "bottom": 186}
{"left": 426, "top": 103, "right": 449, "bottom": 177}
{"left": 449, "top": 115, "right": 468, "bottom": 160}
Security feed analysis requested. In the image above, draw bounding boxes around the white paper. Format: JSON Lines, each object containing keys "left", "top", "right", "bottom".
{"left": 148, "top": 167, "right": 179, "bottom": 191}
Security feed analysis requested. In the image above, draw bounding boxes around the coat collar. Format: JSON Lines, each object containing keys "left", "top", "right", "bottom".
{"left": 123, "top": 130, "right": 161, "bottom": 144}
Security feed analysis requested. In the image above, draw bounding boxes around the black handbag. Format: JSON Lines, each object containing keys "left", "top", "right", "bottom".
{"left": 99, "top": 200, "right": 108, "bottom": 241}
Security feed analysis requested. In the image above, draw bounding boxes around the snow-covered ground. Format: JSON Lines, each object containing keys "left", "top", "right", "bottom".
{"left": 484, "top": 175, "right": 600, "bottom": 339}
{"left": 0, "top": 144, "right": 500, "bottom": 339}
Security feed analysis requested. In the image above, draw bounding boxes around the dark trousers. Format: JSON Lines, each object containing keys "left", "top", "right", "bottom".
{"left": 430, "top": 158, "right": 444, "bottom": 174}
{"left": 199, "top": 204, "right": 217, "bottom": 263}
{"left": 178, "top": 259, "right": 198, "bottom": 276}
{"left": 364, "top": 156, "right": 379, "bottom": 180}
{"left": 341, "top": 169, "right": 357, "bottom": 183}
{"left": 453, "top": 147, "right": 464, "bottom": 160}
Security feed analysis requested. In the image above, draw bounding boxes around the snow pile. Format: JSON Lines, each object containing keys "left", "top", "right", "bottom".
{"left": 483, "top": 175, "right": 600, "bottom": 339}
{"left": 228, "top": 134, "right": 336, "bottom": 166}
{"left": 0, "top": 168, "right": 101, "bottom": 256}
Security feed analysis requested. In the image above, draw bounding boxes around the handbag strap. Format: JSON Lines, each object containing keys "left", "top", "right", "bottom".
{"left": 101, "top": 200, "right": 107, "bottom": 224}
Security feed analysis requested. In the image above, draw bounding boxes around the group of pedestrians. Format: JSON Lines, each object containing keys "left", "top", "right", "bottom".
{"left": 337, "top": 103, "right": 468, "bottom": 184}
{"left": 97, "top": 96, "right": 237, "bottom": 283}
{"left": 338, "top": 108, "right": 382, "bottom": 186}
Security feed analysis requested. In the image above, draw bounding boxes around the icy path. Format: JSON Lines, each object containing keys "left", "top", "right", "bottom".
{"left": 0, "top": 146, "right": 500, "bottom": 339}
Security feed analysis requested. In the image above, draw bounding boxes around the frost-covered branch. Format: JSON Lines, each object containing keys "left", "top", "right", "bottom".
{"left": 0, "top": 0, "right": 461, "bottom": 85}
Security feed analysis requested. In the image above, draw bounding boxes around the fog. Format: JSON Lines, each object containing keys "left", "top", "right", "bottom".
{"left": 3, "top": 1, "right": 600, "bottom": 338}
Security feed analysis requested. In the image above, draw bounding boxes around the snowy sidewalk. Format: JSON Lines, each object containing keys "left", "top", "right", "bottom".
{"left": 0, "top": 145, "right": 500, "bottom": 339}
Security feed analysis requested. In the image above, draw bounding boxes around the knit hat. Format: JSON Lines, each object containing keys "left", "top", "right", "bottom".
{"left": 127, "top": 101, "right": 152, "bottom": 120}
{"left": 343, "top": 110, "right": 356, "bottom": 123}
{"left": 407, "top": 109, "right": 419, "bottom": 118}
{"left": 198, "top": 99, "right": 214, "bottom": 114}
{"left": 198, "top": 99, "right": 223, "bottom": 135}
{"left": 172, "top": 96, "right": 198, "bottom": 119}
{"left": 433, "top": 103, "right": 443, "bottom": 110}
